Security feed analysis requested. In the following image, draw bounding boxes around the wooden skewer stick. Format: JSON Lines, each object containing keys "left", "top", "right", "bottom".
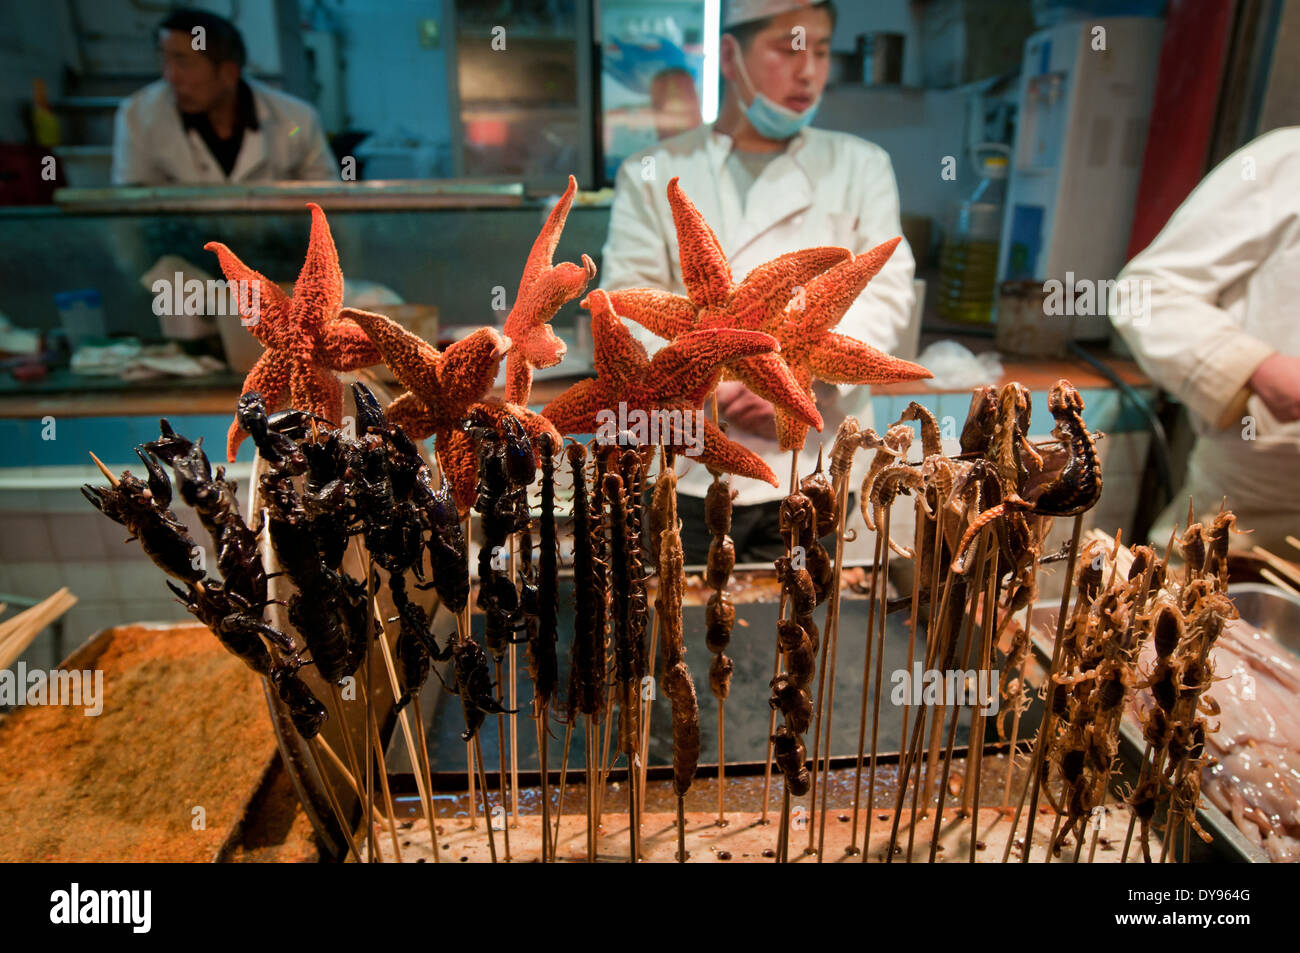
{"left": 361, "top": 685, "right": 404, "bottom": 862}
{"left": 493, "top": 660, "right": 513, "bottom": 862}
{"left": 551, "top": 720, "right": 574, "bottom": 861}
{"left": 968, "top": 548, "right": 1000, "bottom": 862}
{"left": 410, "top": 696, "right": 441, "bottom": 859}
{"left": 928, "top": 532, "right": 987, "bottom": 863}
{"left": 587, "top": 713, "right": 599, "bottom": 862}
{"left": 537, "top": 705, "right": 551, "bottom": 864}
{"left": 373, "top": 608, "right": 441, "bottom": 863}
{"left": 676, "top": 795, "right": 687, "bottom": 862}
{"left": 864, "top": 505, "right": 898, "bottom": 857}
{"left": 1001, "top": 595, "right": 1036, "bottom": 812}
{"left": 307, "top": 737, "right": 364, "bottom": 863}
{"left": 1252, "top": 545, "right": 1300, "bottom": 589}
{"left": 717, "top": 698, "right": 727, "bottom": 824}
{"left": 1002, "top": 513, "right": 1084, "bottom": 863}
{"left": 325, "top": 683, "right": 369, "bottom": 839}
{"left": 1286, "top": 535, "right": 1300, "bottom": 553}
{"left": 638, "top": 612, "right": 659, "bottom": 833}
{"left": 849, "top": 527, "right": 884, "bottom": 851}
{"left": 88, "top": 451, "right": 118, "bottom": 485}
{"left": 810, "top": 441, "right": 856, "bottom": 859}
{"left": 505, "top": 539, "right": 521, "bottom": 833}
{"left": 761, "top": 449, "right": 803, "bottom": 824}
{"left": 473, "top": 737, "right": 500, "bottom": 863}
{"left": 1260, "top": 567, "right": 1300, "bottom": 597}
{"left": 894, "top": 518, "right": 959, "bottom": 863}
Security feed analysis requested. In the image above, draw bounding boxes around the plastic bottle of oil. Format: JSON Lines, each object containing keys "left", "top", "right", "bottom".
{"left": 937, "top": 154, "right": 1008, "bottom": 324}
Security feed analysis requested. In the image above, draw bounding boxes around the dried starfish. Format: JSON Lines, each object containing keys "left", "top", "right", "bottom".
{"left": 341, "top": 307, "right": 560, "bottom": 511}
{"left": 206, "top": 203, "right": 382, "bottom": 460}
{"left": 543, "top": 289, "right": 783, "bottom": 485}
{"left": 607, "top": 177, "right": 850, "bottom": 431}
{"left": 503, "top": 174, "right": 597, "bottom": 405}
{"left": 765, "top": 240, "right": 932, "bottom": 450}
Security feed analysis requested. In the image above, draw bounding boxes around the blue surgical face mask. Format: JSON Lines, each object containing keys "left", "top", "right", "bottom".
{"left": 731, "top": 46, "right": 821, "bottom": 140}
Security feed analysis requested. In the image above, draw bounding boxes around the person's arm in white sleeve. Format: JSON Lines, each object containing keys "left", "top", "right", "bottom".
{"left": 828, "top": 147, "right": 916, "bottom": 372}
{"left": 1111, "top": 138, "right": 1286, "bottom": 428}
{"left": 110, "top": 100, "right": 154, "bottom": 186}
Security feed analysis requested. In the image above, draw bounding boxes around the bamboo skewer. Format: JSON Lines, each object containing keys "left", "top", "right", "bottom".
{"left": 552, "top": 720, "right": 574, "bottom": 861}
{"left": 493, "top": 662, "right": 513, "bottom": 862}
{"left": 373, "top": 607, "right": 441, "bottom": 863}
{"left": 473, "top": 737, "right": 499, "bottom": 863}
{"left": 307, "top": 737, "right": 364, "bottom": 863}
{"left": 928, "top": 532, "right": 988, "bottom": 863}
{"left": 967, "top": 548, "right": 1000, "bottom": 861}
{"left": 1002, "top": 514, "right": 1084, "bottom": 863}
{"left": 811, "top": 436, "right": 857, "bottom": 859}
{"left": 862, "top": 508, "right": 895, "bottom": 856}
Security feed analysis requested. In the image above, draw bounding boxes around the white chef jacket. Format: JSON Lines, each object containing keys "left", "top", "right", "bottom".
{"left": 111, "top": 78, "right": 337, "bottom": 186}
{"left": 1112, "top": 126, "right": 1300, "bottom": 551}
{"left": 601, "top": 123, "right": 916, "bottom": 503}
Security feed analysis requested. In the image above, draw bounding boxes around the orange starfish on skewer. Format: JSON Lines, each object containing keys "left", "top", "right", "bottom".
{"left": 606, "top": 176, "right": 850, "bottom": 432}
{"left": 503, "top": 174, "right": 597, "bottom": 405}
{"left": 767, "top": 238, "right": 933, "bottom": 450}
{"left": 205, "top": 203, "right": 382, "bottom": 461}
{"left": 341, "top": 308, "right": 560, "bottom": 511}
{"left": 543, "top": 290, "right": 782, "bottom": 485}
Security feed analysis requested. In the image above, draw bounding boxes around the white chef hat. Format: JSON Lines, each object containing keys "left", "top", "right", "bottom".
{"left": 723, "top": 0, "right": 822, "bottom": 29}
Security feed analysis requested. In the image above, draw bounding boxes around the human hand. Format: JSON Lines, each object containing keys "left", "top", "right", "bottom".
{"left": 1248, "top": 353, "right": 1300, "bottom": 422}
{"left": 715, "top": 381, "right": 777, "bottom": 440}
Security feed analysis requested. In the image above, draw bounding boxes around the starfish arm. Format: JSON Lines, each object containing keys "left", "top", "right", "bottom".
{"left": 434, "top": 425, "right": 480, "bottom": 513}
{"left": 385, "top": 391, "right": 438, "bottom": 441}
{"left": 504, "top": 352, "right": 535, "bottom": 406}
{"left": 605, "top": 288, "right": 699, "bottom": 340}
{"left": 439, "top": 327, "right": 510, "bottom": 415}
{"left": 291, "top": 203, "right": 345, "bottom": 338}
{"left": 202, "top": 241, "right": 291, "bottom": 346}
{"left": 648, "top": 328, "right": 779, "bottom": 407}
{"left": 731, "top": 352, "right": 824, "bottom": 431}
{"left": 806, "top": 333, "right": 933, "bottom": 386}
{"left": 317, "top": 320, "right": 382, "bottom": 371}
{"left": 694, "top": 417, "right": 779, "bottom": 486}
{"left": 727, "top": 246, "right": 852, "bottom": 331}
{"left": 541, "top": 378, "right": 609, "bottom": 434}
{"left": 773, "top": 363, "right": 814, "bottom": 453}
{"left": 290, "top": 363, "right": 345, "bottom": 429}
{"left": 226, "top": 348, "right": 294, "bottom": 460}
{"left": 668, "top": 177, "right": 732, "bottom": 310}
{"left": 341, "top": 307, "right": 449, "bottom": 407}
{"left": 789, "top": 237, "right": 901, "bottom": 338}
{"left": 776, "top": 408, "right": 810, "bottom": 454}
{"left": 583, "top": 290, "right": 650, "bottom": 384}
{"left": 518, "top": 174, "right": 579, "bottom": 291}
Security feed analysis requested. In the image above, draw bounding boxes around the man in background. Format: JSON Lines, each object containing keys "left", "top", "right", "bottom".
{"left": 1112, "top": 126, "right": 1300, "bottom": 552}
{"left": 601, "top": 0, "right": 915, "bottom": 562}
{"left": 112, "top": 8, "right": 335, "bottom": 186}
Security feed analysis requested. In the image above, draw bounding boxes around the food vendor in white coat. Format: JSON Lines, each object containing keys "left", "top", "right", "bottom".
{"left": 600, "top": 0, "right": 916, "bottom": 562}
{"left": 1112, "top": 126, "right": 1300, "bottom": 553}
{"left": 112, "top": 8, "right": 336, "bottom": 187}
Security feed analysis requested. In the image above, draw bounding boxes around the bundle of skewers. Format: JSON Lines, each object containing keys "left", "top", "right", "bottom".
{"left": 78, "top": 173, "right": 1243, "bottom": 863}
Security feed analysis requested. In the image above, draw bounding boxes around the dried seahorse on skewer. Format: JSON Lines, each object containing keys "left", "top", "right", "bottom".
{"left": 652, "top": 465, "right": 700, "bottom": 796}
{"left": 951, "top": 381, "right": 1102, "bottom": 570}
{"left": 704, "top": 468, "right": 737, "bottom": 701}
{"left": 858, "top": 422, "right": 914, "bottom": 532}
